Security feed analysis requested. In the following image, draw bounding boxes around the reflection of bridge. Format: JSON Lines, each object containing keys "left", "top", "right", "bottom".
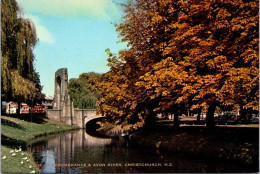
{"left": 46, "top": 68, "right": 105, "bottom": 128}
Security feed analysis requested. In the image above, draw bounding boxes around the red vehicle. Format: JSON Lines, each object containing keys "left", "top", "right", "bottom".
{"left": 31, "top": 106, "right": 45, "bottom": 114}
{"left": 20, "top": 105, "right": 30, "bottom": 114}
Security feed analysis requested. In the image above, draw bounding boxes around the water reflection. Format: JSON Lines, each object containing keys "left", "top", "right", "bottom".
{"left": 29, "top": 130, "right": 113, "bottom": 173}
{"left": 42, "top": 150, "right": 55, "bottom": 173}
{"left": 28, "top": 129, "right": 248, "bottom": 173}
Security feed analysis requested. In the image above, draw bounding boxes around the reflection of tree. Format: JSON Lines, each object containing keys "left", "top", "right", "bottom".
{"left": 27, "top": 130, "right": 250, "bottom": 173}
{"left": 31, "top": 144, "right": 45, "bottom": 169}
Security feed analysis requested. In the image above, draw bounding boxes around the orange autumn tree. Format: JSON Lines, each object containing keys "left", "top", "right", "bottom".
{"left": 139, "top": 0, "right": 259, "bottom": 127}
{"left": 98, "top": 0, "right": 178, "bottom": 129}
{"left": 216, "top": 0, "right": 259, "bottom": 119}
{"left": 98, "top": 49, "right": 150, "bottom": 129}
{"left": 98, "top": 0, "right": 259, "bottom": 129}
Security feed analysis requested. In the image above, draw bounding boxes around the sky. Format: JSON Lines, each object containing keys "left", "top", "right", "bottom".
{"left": 16, "top": 0, "right": 128, "bottom": 97}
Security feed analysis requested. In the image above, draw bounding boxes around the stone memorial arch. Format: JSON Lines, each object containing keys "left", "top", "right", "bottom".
{"left": 47, "top": 68, "right": 74, "bottom": 125}
{"left": 53, "top": 68, "right": 69, "bottom": 110}
{"left": 47, "top": 68, "right": 103, "bottom": 128}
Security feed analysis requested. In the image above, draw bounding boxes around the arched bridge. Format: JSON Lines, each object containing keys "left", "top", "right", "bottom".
{"left": 68, "top": 109, "right": 105, "bottom": 128}
{"left": 47, "top": 108, "right": 105, "bottom": 128}
{"left": 84, "top": 115, "right": 105, "bottom": 128}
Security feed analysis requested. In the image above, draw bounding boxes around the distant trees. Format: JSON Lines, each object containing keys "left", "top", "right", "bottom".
{"left": 98, "top": 0, "right": 259, "bottom": 129}
{"left": 1, "top": 0, "right": 44, "bottom": 109}
{"left": 68, "top": 72, "right": 101, "bottom": 109}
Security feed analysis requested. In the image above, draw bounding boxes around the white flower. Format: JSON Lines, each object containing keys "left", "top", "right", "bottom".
{"left": 2, "top": 156, "right": 6, "bottom": 159}
{"left": 21, "top": 153, "right": 25, "bottom": 156}
{"left": 22, "top": 157, "right": 27, "bottom": 160}
{"left": 11, "top": 153, "right": 16, "bottom": 156}
{"left": 29, "top": 165, "right": 32, "bottom": 168}
{"left": 21, "top": 161, "right": 24, "bottom": 164}
{"left": 29, "top": 170, "right": 35, "bottom": 173}
{"left": 10, "top": 150, "right": 14, "bottom": 153}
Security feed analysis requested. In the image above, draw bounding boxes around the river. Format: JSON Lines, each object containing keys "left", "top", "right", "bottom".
{"left": 27, "top": 129, "right": 249, "bottom": 173}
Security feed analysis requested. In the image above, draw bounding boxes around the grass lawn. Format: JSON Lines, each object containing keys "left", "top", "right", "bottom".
{"left": 1, "top": 115, "right": 79, "bottom": 143}
{"left": 1, "top": 146, "right": 40, "bottom": 173}
{"left": 1, "top": 115, "right": 80, "bottom": 173}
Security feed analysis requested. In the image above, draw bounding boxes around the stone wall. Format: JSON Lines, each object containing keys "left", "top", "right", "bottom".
{"left": 47, "top": 109, "right": 100, "bottom": 128}
{"left": 46, "top": 110, "right": 61, "bottom": 121}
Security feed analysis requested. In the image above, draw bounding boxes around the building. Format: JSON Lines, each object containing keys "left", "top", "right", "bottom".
{"left": 42, "top": 95, "right": 54, "bottom": 109}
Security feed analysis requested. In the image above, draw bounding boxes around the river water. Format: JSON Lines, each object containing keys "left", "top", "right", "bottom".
{"left": 27, "top": 129, "right": 249, "bottom": 173}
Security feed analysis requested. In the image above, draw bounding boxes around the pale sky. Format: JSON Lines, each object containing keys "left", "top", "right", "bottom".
{"left": 16, "top": 0, "right": 127, "bottom": 96}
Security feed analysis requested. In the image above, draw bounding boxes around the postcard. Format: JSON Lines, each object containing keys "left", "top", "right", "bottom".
{"left": 1, "top": 0, "right": 259, "bottom": 173}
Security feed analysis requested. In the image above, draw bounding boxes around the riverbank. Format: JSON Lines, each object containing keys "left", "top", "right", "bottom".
{"left": 1, "top": 115, "right": 80, "bottom": 173}
{"left": 129, "top": 125, "right": 259, "bottom": 172}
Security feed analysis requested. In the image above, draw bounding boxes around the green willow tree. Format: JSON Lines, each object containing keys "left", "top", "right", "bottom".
{"left": 68, "top": 72, "right": 101, "bottom": 109}
{"left": 1, "top": 0, "right": 44, "bottom": 110}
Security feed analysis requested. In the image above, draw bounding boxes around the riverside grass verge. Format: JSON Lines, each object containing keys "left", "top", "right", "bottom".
{"left": 1, "top": 115, "right": 80, "bottom": 173}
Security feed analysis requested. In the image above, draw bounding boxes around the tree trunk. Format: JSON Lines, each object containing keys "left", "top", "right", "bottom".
{"left": 247, "top": 109, "right": 253, "bottom": 120}
{"left": 17, "top": 101, "right": 21, "bottom": 115}
{"left": 240, "top": 104, "right": 246, "bottom": 121}
{"left": 174, "top": 107, "right": 179, "bottom": 128}
{"left": 206, "top": 104, "right": 216, "bottom": 128}
{"left": 144, "top": 109, "right": 156, "bottom": 130}
{"left": 197, "top": 108, "right": 201, "bottom": 124}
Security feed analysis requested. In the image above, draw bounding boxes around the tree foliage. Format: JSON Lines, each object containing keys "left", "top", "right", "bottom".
{"left": 98, "top": 0, "right": 258, "bottom": 129}
{"left": 68, "top": 72, "right": 101, "bottom": 109}
{"left": 1, "top": 0, "right": 43, "bottom": 105}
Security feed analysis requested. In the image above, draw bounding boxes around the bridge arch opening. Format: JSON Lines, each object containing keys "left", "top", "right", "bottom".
{"left": 85, "top": 117, "right": 106, "bottom": 137}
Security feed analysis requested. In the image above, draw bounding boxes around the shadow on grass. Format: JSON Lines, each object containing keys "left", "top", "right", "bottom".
{"left": 1, "top": 118, "right": 25, "bottom": 130}
{"left": 1, "top": 134, "right": 27, "bottom": 149}
{"left": 3, "top": 114, "right": 47, "bottom": 124}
